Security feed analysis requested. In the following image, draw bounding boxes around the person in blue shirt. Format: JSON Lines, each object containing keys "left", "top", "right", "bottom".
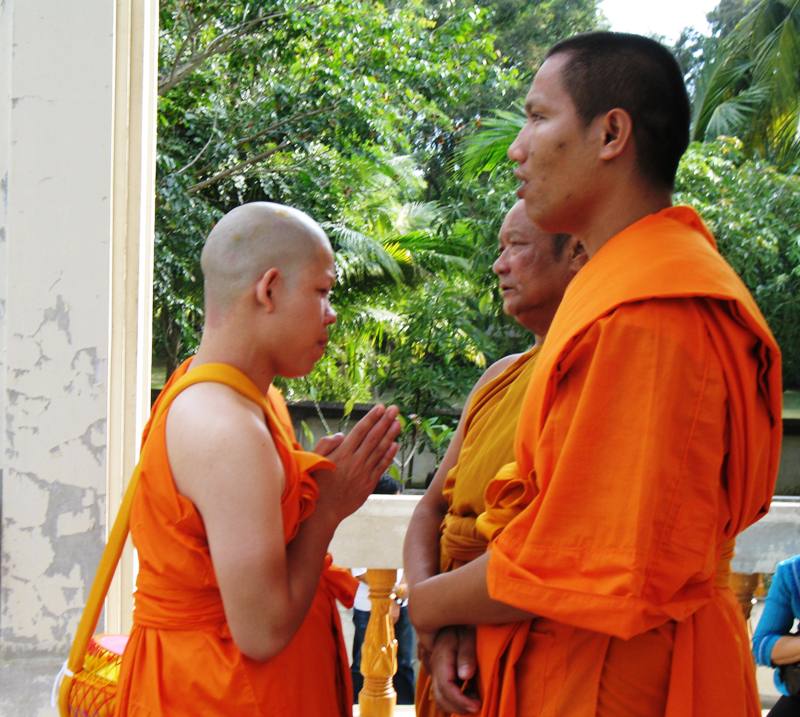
{"left": 753, "top": 554, "right": 800, "bottom": 715}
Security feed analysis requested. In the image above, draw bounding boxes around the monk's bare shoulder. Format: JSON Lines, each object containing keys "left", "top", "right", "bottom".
{"left": 165, "top": 383, "right": 283, "bottom": 504}
{"left": 473, "top": 352, "right": 525, "bottom": 392}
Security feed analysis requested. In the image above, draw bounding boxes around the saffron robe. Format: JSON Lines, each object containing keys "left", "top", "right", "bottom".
{"left": 416, "top": 347, "right": 539, "bottom": 717}
{"left": 481, "top": 206, "right": 783, "bottom": 716}
{"left": 114, "top": 361, "right": 357, "bottom": 716}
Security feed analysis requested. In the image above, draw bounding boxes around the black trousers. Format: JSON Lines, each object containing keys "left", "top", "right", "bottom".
{"left": 768, "top": 695, "right": 800, "bottom": 717}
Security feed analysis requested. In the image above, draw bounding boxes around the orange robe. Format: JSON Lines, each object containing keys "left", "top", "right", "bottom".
{"left": 114, "top": 361, "right": 357, "bottom": 716}
{"left": 480, "top": 206, "right": 783, "bottom": 716}
{"left": 416, "top": 348, "right": 539, "bottom": 717}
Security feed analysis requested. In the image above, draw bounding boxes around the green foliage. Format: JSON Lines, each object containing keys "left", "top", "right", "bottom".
{"left": 155, "top": 0, "right": 513, "bottom": 374}
{"left": 691, "top": 0, "right": 800, "bottom": 170}
{"left": 154, "top": 0, "right": 605, "bottom": 481}
{"left": 475, "top": 0, "right": 603, "bottom": 72}
{"left": 673, "top": 0, "right": 757, "bottom": 91}
{"left": 675, "top": 139, "right": 800, "bottom": 385}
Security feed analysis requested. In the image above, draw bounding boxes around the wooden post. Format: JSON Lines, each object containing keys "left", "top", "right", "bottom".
{"left": 358, "top": 568, "right": 398, "bottom": 717}
{"left": 730, "top": 572, "right": 761, "bottom": 622}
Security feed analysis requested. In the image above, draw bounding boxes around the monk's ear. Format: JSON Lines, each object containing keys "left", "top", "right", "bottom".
{"left": 254, "top": 268, "right": 280, "bottom": 311}
{"left": 596, "top": 108, "right": 633, "bottom": 162}
{"left": 567, "top": 237, "right": 588, "bottom": 272}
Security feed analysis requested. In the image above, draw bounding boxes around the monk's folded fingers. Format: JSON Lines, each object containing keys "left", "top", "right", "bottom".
{"left": 430, "top": 632, "right": 480, "bottom": 715}
{"left": 313, "top": 432, "right": 344, "bottom": 457}
{"left": 319, "top": 405, "right": 389, "bottom": 471}
{"left": 456, "top": 626, "right": 477, "bottom": 682}
{"left": 340, "top": 404, "right": 386, "bottom": 454}
{"left": 353, "top": 406, "right": 400, "bottom": 465}
{"left": 355, "top": 406, "right": 401, "bottom": 472}
{"left": 328, "top": 404, "right": 386, "bottom": 465}
{"left": 369, "top": 442, "right": 399, "bottom": 484}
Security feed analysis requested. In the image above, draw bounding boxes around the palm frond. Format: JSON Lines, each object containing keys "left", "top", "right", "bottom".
{"left": 326, "top": 223, "right": 405, "bottom": 286}
{"left": 457, "top": 109, "right": 524, "bottom": 181}
{"left": 692, "top": 56, "right": 753, "bottom": 140}
{"left": 394, "top": 201, "right": 444, "bottom": 234}
{"left": 704, "top": 84, "right": 771, "bottom": 139}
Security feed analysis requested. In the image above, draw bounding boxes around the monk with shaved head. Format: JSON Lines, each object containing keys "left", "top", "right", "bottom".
{"left": 409, "top": 33, "right": 782, "bottom": 717}
{"left": 114, "top": 202, "right": 401, "bottom": 716}
{"left": 404, "top": 201, "right": 585, "bottom": 717}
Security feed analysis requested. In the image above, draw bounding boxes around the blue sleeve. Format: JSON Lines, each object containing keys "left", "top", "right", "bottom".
{"left": 752, "top": 565, "right": 796, "bottom": 667}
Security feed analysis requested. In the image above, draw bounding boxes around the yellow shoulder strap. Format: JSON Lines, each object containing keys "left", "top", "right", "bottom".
{"left": 61, "top": 363, "right": 269, "bottom": 686}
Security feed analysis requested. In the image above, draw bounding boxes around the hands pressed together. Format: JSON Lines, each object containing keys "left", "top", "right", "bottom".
{"left": 312, "top": 404, "right": 401, "bottom": 524}
{"left": 313, "top": 404, "right": 484, "bottom": 714}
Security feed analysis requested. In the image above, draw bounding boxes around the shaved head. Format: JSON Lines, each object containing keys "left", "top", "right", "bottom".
{"left": 500, "top": 201, "right": 570, "bottom": 258}
{"left": 201, "top": 202, "right": 333, "bottom": 315}
{"left": 494, "top": 200, "right": 584, "bottom": 336}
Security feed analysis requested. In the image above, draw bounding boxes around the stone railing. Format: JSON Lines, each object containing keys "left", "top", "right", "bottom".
{"left": 331, "top": 494, "right": 800, "bottom": 716}
{"left": 732, "top": 497, "right": 800, "bottom": 617}
{"left": 331, "top": 495, "right": 418, "bottom": 717}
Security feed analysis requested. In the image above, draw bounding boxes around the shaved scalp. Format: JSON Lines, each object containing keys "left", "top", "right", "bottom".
{"left": 546, "top": 32, "right": 690, "bottom": 189}
{"left": 502, "top": 200, "right": 571, "bottom": 258}
{"left": 201, "top": 202, "right": 332, "bottom": 315}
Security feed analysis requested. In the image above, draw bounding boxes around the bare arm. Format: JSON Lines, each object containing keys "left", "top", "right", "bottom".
{"left": 409, "top": 552, "right": 534, "bottom": 634}
{"left": 402, "top": 427, "right": 461, "bottom": 589}
{"left": 771, "top": 635, "right": 800, "bottom": 665}
{"left": 168, "top": 386, "right": 399, "bottom": 661}
{"left": 403, "top": 353, "right": 523, "bottom": 590}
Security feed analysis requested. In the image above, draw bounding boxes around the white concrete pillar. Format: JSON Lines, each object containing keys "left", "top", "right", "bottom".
{"left": 0, "top": 0, "right": 157, "bottom": 674}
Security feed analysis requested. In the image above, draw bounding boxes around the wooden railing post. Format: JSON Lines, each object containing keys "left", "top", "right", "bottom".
{"left": 730, "top": 571, "right": 761, "bottom": 622}
{"left": 358, "top": 568, "right": 398, "bottom": 717}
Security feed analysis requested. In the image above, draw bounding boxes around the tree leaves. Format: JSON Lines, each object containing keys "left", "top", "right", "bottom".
{"left": 691, "top": 0, "right": 800, "bottom": 169}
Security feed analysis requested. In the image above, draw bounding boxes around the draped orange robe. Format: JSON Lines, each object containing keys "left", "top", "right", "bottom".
{"left": 480, "top": 206, "right": 783, "bottom": 716}
{"left": 416, "top": 347, "right": 539, "bottom": 717}
{"left": 114, "top": 361, "right": 357, "bottom": 716}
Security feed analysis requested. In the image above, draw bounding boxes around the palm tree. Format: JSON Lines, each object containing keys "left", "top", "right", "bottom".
{"left": 457, "top": 109, "right": 524, "bottom": 180}
{"left": 692, "top": 0, "right": 800, "bottom": 171}
{"left": 325, "top": 154, "right": 471, "bottom": 292}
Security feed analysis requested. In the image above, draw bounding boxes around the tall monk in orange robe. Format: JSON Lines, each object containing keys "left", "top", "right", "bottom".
{"left": 114, "top": 202, "right": 401, "bottom": 716}
{"left": 409, "top": 33, "right": 782, "bottom": 717}
{"left": 404, "top": 201, "right": 585, "bottom": 717}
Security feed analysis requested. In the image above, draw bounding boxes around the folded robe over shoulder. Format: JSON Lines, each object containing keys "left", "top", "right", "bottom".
{"left": 416, "top": 348, "right": 539, "bottom": 717}
{"left": 114, "top": 361, "right": 357, "bottom": 717}
{"left": 481, "top": 206, "right": 783, "bottom": 717}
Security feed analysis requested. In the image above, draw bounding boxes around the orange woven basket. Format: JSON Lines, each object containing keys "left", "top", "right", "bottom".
{"left": 54, "top": 451, "right": 140, "bottom": 717}
{"left": 56, "top": 370, "right": 219, "bottom": 717}
{"left": 60, "top": 635, "right": 128, "bottom": 717}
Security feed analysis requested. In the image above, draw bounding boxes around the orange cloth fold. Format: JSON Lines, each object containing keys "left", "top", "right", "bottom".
{"left": 475, "top": 462, "right": 537, "bottom": 544}
{"left": 416, "top": 349, "right": 539, "bottom": 717}
{"left": 114, "top": 360, "right": 355, "bottom": 716}
{"left": 479, "top": 206, "right": 782, "bottom": 716}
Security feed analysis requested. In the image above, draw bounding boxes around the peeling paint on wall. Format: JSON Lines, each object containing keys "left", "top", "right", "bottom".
{"left": 1, "top": 471, "right": 104, "bottom": 651}
{"left": 67, "top": 347, "right": 105, "bottom": 394}
{"left": 33, "top": 295, "right": 72, "bottom": 345}
{"left": 0, "top": 467, "right": 4, "bottom": 613}
{"left": 0, "top": 0, "right": 141, "bottom": 665}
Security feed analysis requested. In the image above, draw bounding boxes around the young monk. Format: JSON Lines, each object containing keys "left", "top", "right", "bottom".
{"left": 409, "top": 32, "right": 783, "bottom": 716}
{"left": 114, "top": 202, "right": 401, "bottom": 716}
{"left": 403, "top": 201, "right": 584, "bottom": 716}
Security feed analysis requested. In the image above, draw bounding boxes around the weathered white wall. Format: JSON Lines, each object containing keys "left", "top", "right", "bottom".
{"left": 0, "top": 0, "right": 115, "bottom": 655}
